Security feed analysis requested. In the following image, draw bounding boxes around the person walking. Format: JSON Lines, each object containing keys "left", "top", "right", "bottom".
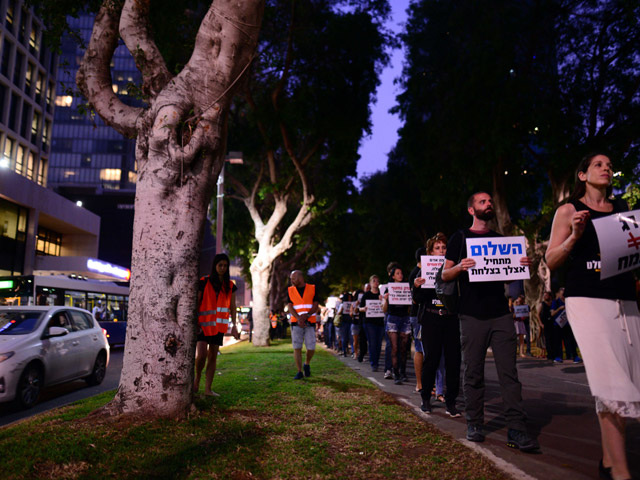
{"left": 550, "top": 287, "right": 581, "bottom": 363}
{"left": 359, "top": 275, "right": 384, "bottom": 372}
{"left": 287, "top": 270, "right": 319, "bottom": 380}
{"left": 382, "top": 265, "right": 411, "bottom": 385}
{"left": 413, "top": 232, "right": 462, "bottom": 417}
{"left": 441, "top": 192, "right": 538, "bottom": 451}
{"left": 409, "top": 248, "right": 426, "bottom": 394}
{"left": 546, "top": 152, "right": 640, "bottom": 480}
{"left": 194, "top": 253, "right": 237, "bottom": 397}
{"left": 538, "top": 291, "right": 554, "bottom": 360}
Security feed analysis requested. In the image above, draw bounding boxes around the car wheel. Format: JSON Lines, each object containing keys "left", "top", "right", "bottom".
{"left": 85, "top": 352, "right": 107, "bottom": 386}
{"left": 17, "top": 364, "right": 43, "bottom": 409}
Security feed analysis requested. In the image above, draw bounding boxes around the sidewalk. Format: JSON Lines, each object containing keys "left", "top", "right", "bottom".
{"left": 326, "top": 343, "right": 640, "bottom": 480}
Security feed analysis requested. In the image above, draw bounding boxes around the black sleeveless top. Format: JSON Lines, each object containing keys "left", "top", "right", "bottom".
{"left": 564, "top": 199, "right": 636, "bottom": 301}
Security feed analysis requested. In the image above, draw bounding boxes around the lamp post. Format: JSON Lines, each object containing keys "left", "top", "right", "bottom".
{"left": 215, "top": 151, "right": 243, "bottom": 254}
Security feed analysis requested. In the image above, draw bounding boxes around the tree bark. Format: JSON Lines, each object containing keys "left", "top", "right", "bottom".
{"left": 77, "top": 0, "right": 264, "bottom": 419}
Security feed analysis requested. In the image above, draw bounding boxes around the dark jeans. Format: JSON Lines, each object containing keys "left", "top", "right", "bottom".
{"left": 524, "top": 318, "right": 531, "bottom": 354}
{"left": 542, "top": 319, "right": 555, "bottom": 359}
{"left": 459, "top": 313, "right": 527, "bottom": 430}
{"left": 363, "top": 323, "right": 384, "bottom": 369}
{"left": 324, "top": 321, "right": 335, "bottom": 348}
{"left": 358, "top": 324, "right": 368, "bottom": 360}
{"left": 421, "top": 313, "right": 461, "bottom": 408}
{"left": 339, "top": 320, "right": 352, "bottom": 355}
{"left": 553, "top": 322, "right": 578, "bottom": 359}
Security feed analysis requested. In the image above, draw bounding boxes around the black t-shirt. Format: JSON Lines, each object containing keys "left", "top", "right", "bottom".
{"left": 445, "top": 229, "right": 510, "bottom": 319}
{"left": 408, "top": 265, "right": 421, "bottom": 317}
{"left": 564, "top": 199, "right": 636, "bottom": 301}
{"left": 359, "top": 290, "right": 384, "bottom": 326}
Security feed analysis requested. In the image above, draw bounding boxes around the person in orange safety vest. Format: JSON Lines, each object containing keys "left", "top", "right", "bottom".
{"left": 287, "top": 270, "right": 319, "bottom": 380}
{"left": 194, "top": 253, "right": 237, "bottom": 397}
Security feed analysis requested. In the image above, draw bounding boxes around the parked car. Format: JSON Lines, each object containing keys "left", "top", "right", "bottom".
{"left": 0, "top": 306, "right": 110, "bottom": 409}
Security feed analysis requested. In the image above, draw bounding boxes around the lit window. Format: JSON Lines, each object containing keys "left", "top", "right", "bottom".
{"left": 37, "top": 157, "right": 47, "bottom": 186}
{"left": 55, "top": 95, "right": 73, "bottom": 107}
{"left": 2, "top": 137, "right": 13, "bottom": 168}
{"left": 112, "top": 84, "right": 119, "bottom": 93}
{"left": 64, "top": 170, "right": 76, "bottom": 178}
{"left": 31, "top": 112, "right": 40, "bottom": 137}
{"left": 35, "top": 75, "right": 43, "bottom": 103}
{"left": 15, "top": 145, "right": 25, "bottom": 175}
{"left": 100, "top": 168, "right": 121, "bottom": 182}
{"left": 128, "top": 171, "right": 138, "bottom": 184}
{"left": 25, "top": 64, "right": 33, "bottom": 93}
{"left": 5, "top": 3, "right": 14, "bottom": 29}
{"left": 26, "top": 151, "right": 34, "bottom": 180}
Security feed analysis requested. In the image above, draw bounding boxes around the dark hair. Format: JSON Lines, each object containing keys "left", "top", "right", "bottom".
{"left": 415, "top": 247, "right": 426, "bottom": 262}
{"left": 467, "top": 191, "right": 490, "bottom": 209}
{"left": 568, "top": 152, "right": 613, "bottom": 203}
{"left": 210, "top": 253, "right": 231, "bottom": 293}
{"left": 386, "top": 261, "right": 401, "bottom": 275}
{"left": 388, "top": 265, "right": 402, "bottom": 280}
{"left": 425, "top": 232, "right": 448, "bottom": 254}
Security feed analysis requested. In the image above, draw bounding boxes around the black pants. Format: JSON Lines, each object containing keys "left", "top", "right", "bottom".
{"left": 553, "top": 322, "right": 578, "bottom": 359}
{"left": 420, "top": 313, "right": 461, "bottom": 408}
{"left": 459, "top": 313, "right": 527, "bottom": 430}
{"left": 542, "top": 319, "right": 555, "bottom": 359}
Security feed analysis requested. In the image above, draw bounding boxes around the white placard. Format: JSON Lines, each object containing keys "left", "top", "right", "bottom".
{"left": 466, "top": 236, "right": 530, "bottom": 282}
{"left": 340, "top": 301, "right": 353, "bottom": 316}
{"left": 555, "top": 311, "right": 568, "bottom": 328}
{"left": 513, "top": 304, "right": 530, "bottom": 319}
{"left": 592, "top": 209, "right": 640, "bottom": 280}
{"left": 365, "top": 300, "right": 384, "bottom": 318}
{"left": 388, "top": 282, "right": 412, "bottom": 305}
{"left": 420, "top": 255, "right": 445, "bottom": 289}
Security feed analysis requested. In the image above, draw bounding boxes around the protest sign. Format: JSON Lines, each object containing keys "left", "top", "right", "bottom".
{"left": 379, "top": 284, "right": 388, "bottom": 296}
{"left": 513, "top": 304, "right": 530, "bottom": 319}
{"left": 592, "top": 209, "right": 640, "bottom": 280}
{"left": 365, "top": 300, "right": 384, "bottom": 318}
{"left": 420, "top": 255, "right": 445, "bottom": 289}
{"left": 388, "top": 282, "right": 412, "bottom": 305}
{"left": 466, "top": 236, "right": 530, "bottom": 282}
{"left": 341, "top": 301, "right": 353, "bottom": 316}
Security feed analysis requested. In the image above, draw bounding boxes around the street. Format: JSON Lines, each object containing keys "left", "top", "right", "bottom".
{"left": 334, "top": 346, "right": 640, "bottom": 480}
{"left": 0, "top": 349, "right": 123, "bottom": 428}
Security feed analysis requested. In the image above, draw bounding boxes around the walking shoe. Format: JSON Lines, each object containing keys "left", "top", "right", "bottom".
{"left": 573, "top": 356, "right": 583, "bottom": 364}
{"left": 400, "top": 372, "right": 408, "bottom": 382}
{"left": 553, "top": 357, "right": 563, "bottom": 364}
{"left": 466, "top": 424, "right": 485, "bottom": 442}
{"left": 445, "top": 405, "right": 462, "bottom": 418}
{"left": 303, "top": 364, "right": 311, "bottom": 377}
{"left": 384, "top": 370, "right": 393, "bottom": 379}
{"left": 598, "top": 459, "right": 612, "bottom": 480}
{"left": 506, "top": 429, "right": 539, "bottom": 452}
{"left": 293, "top": 371, "right": 304, "bottom": 380}
{"left": 394, "top": 375, "right": 403, "bottom": 385}
{"left": 420, "top": 399, "right": 432, "bottom": 413}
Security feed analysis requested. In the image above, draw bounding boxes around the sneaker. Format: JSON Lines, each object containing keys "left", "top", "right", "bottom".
{"left": 400, "top": 373, "right": 408, "bottom": 382}
{"left": 394, "top": 376, "right": 403, "bottom": 385}
{"left": 446, "top": 405, "right": 462, "bottom": 418}
{"left": 303, "top": 364, "right": 311, "bottom": 377}
{"left": 466, "top": 424, "right": 485, "bottom": 442}
{"left": 506, "top": 429, "right": 539, "bottom": 452}
{"left": 293, "top": 371, "right": 304, "bottom": 380}
{"left": 554, "top": 357, "right": 563, "bottom": 364}
{"left": 573, "top": 356, "right": 583, "bottom": 364}
{"left": 420, "top": 399, "right": 432, "bottom": 413}
{"left": 384, "top": 370, "right": 393, "bottom": 379}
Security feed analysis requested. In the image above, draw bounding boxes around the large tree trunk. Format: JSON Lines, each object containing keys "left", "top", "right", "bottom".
{"left": 77, "top": 0, "right": 264, "bottom": 419}
{"left": 250, "top": 256, "right": 272, "bottom": 346}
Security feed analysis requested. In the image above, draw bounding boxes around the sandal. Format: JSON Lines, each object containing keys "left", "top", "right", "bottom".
{"left": 436, "top": 394, "right": 445, "bottom": 403}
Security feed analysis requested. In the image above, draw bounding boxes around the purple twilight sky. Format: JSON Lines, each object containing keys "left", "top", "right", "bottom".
{"left": 356, "top": 0, "right": 411, "bottom": 183}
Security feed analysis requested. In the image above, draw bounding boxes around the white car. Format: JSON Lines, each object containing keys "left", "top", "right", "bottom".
{"left": 0, "top": 306, "right": 110, "bottom": 409}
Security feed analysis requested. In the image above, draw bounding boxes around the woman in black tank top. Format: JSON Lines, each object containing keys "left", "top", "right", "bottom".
{"left": 546, "top": 153, "right": 639, "bottom": 480}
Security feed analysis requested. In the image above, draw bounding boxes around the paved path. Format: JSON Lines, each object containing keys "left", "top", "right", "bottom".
{"left": 328, "top": 344, "right": 640, "bottom": 480}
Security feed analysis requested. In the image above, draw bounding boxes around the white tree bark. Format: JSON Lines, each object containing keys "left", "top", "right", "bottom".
{"left": 77, "top": 0, "right": 264, "bottom": 419}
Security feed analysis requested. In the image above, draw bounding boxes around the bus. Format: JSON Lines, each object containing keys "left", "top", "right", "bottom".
{"left": 0, "top": 275, "right": 129, "bottom": 346}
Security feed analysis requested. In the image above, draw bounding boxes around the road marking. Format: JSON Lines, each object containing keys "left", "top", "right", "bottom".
{"left": 563, "top": 380, "right": 589, "bottom": 387}
{"left": 367, "top": 377, "right": 384, "bottom": 387}
{"left": 460, "top": 439, "right": 539, "bottom": 480}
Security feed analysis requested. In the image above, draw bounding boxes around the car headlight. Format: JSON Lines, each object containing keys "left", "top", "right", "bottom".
{"left": 0, "top": 352, "right": 15, "bottom": 363}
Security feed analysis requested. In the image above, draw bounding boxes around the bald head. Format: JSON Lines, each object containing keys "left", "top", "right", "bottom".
{"left": 290, "top": 270, "right": 305, "bottom": 288}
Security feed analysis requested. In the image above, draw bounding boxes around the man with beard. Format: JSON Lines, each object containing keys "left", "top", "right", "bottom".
{"left": 442, "top": 192, "right": 538, "bottom": 452}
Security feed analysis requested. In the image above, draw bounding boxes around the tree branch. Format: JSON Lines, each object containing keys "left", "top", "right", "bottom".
{"left": 120, "top": 0, "right": 173, "bottom": 98}
{"left": 76, "top": 1, "right": 145, "bottom": 137}
{"left": 271, "top": 0, "right": 296, "bottom": 110}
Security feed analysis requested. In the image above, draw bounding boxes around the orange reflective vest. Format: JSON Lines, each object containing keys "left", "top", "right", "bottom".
{"left": 198, "top": 277, "right": 235, "bottom": 336}
{"left": 288, "top": 284, "right": 317, "bottom": 324}
{"left": 270, "top": 314, "right": 278, "bottom": 329}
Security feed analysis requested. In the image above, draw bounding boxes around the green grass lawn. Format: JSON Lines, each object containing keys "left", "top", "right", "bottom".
{"left": 0, "top": 340, "right": 509, "bottom": 479}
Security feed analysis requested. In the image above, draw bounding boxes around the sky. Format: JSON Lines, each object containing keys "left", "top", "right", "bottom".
{"left": 355, "top": 0, "right": 411, "bottom": 183}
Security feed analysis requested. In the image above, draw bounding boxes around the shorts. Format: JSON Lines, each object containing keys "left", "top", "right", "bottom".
{"left": 291, "top": 325, "right": 317, "bottom": 350}
{"left": 351, "top": 323, "right": 361, "bottom": 336}
{"left": 410, "top": 316, "right": 423, "bottom": 353}
{"left": 197, "top": 331, "right": 224, "bottom": 346}
{"left": 386, "top": 314, "right": 412, "bottom": 335}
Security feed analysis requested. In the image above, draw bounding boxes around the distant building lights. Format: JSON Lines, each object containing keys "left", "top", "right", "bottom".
{"left": 504, "top": 170, "right": 509, "bottom": 175}
{"left": 0, "top": 158, "right": 9, "bottom": 169}
{"left": 76, "top": 200, "right": 83, "bottom": 207}
{"left": 614, "top": 171, "right": 623, "bottom": 177}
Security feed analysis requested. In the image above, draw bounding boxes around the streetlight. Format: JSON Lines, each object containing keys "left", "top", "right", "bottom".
{"left": 216, "top": 151, "right": 243, "bottom": 254}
